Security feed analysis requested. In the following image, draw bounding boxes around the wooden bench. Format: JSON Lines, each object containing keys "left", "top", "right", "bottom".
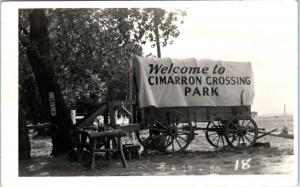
{"left": 77, "top": 129, "right": 128, "bottom": 169}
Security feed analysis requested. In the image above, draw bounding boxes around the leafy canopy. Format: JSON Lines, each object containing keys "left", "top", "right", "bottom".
{"left": 19, "top": 8, "right": 186, "bottom": 110}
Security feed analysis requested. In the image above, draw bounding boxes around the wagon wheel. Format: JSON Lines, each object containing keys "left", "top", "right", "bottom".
{"left": 224, "top": 116, "right": 258, "bottom": 149}
{"left": 205, "top": 121, "right": 231, "bottom": 148}
{"left": 150, "top": 109, "right": 194, "bottom": 153}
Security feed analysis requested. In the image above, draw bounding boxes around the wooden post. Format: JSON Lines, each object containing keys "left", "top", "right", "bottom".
{"left": 128, "top": 58, "right": 134, "bottom": 123}
{"left": 104, "top": 109, "right": 108, "bottom": 126}
{"left": 128, "top": 58, "right": 136, "bottom": 144}
{"left": 71, "top": 110, "right": 76, "bottom": 125}
{"left": 154, "top": 11, "right": 161, "bottom": 58}
{"left": 108, "top": 101, "right": 115, "bottom": 126}
{"left": 76, "top": 132, "right": 81, "bottom": 161}
{"left": 105, "top": 138, "right": 111, "bottom": 160}
{"left": 90, "top": 139, "right": 97, "bottom": 170}
{"left": 118, "top": 136, "right": 127, "bottom": 168}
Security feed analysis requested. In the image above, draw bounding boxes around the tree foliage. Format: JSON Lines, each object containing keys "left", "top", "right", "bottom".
{"left": 139, "top": 8, "right": 186, "bottom": 56}
{"left": 47, "top": 9, "right": 142, "bottom": 107}
{"left": 19, "top": 8, "right": 186, "bottom": 115}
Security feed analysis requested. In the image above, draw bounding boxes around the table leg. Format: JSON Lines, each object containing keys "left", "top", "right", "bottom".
{"left": 105, "top": 137, "right": 111, "bottom": 160}
{"left": 90, "top": 138, "right": 97, "bottom": 170}
{"left": 118, "top": 137, "right": 127, "bottom": 168}
{"left": 76, "top": 132, "right": 82, "bottom": 162}
{"left": 128, "top": 149, "right": 132, "bottom": 160}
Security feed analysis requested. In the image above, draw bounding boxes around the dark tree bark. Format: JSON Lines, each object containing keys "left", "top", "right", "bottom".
{"left": 19, "top": 109, "right": 31, "bottom": 160}
{"left": 154, "top": 12, "right": 161, "bottom": 58}
{"left": 26, "top": 9, "right": 74, "bottom": 155}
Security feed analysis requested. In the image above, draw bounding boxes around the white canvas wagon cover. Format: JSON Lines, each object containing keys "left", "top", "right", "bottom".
{"left": 133, "top": 56, "right": 255, "bottom": 108}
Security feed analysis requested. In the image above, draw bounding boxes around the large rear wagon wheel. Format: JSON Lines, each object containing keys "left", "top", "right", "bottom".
{"left": 150, "top": 109, "right": 194, "bottom": 153}
{"left": 224, "top": 116, "right": 258, "bottom": 149}
{"left": 205, "top": 121, "right": 231, "bottom": 148}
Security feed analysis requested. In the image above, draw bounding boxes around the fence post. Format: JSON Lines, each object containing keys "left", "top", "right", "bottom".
{"left": 71, "top": 110, "right": 76, "bottom": 125}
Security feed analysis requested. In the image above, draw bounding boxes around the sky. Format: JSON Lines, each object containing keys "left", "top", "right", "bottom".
{"left": 144, "top": 1, "right": 297, "bottom": 115}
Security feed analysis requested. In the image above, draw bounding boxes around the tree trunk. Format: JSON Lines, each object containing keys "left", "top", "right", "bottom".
{"left": 26, "top": 9, "right": 74, "bottom": 155}
{"left": 154, "top": 12, "right": 161, "bottom": 58}
{"left": 19, "top": 109, "right": 31, "bottom": 160}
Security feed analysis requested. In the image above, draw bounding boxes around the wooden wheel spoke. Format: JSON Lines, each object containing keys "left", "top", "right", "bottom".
{"left": 177, "top": 135, "right": 188, "bottom": 143}
{"left": 227, "top": 135, "right": 235, "bottom": 139}
{"left": 216, "top": 136, "right": 221, "bottom": 146}
{"left": 244, "top": 135, "right": 252, "bottom": 143}
{"left": 246, "top": 133, "right": 255, "bottom": 136}
{"left": 244, "top": 121, "right": 252, "bottom": 129}
{"left": 238, "top": 136, "right": 241, "bottom": 146}
{"left": 210, "top": 121, "right": 217, "bottom": 127}
{"left": 221, "top": 136, "right": 225, "bottom": 146}
{"left": 211, "top": 134, "right": 219, "bottom": 143}
{"left": 233, "top": 123, "right": 239, "bottom": 128}
{"left": 175, "top": 138, "right": 183, "bottom": 150}
{"left": 208, "top": 132, "right": 218, "bottom": 136}
{"left": 226, "top": 134, "right": 235, "bottom": 141}
{"left": 208, "top": 133, "right": 218, "bottom": 140}
{"left": 231, "top": 135, "right": 237, "bottom": 143}
{"left": 246, "top": 126, "right": 255, "bottom": 132}
{"left": 171, "top": 140, "right": 175, "bottom": 152}
{"left": 241, "top": 136, "right": 245, "bottom": 144}
{"left": 238, "top": 119, "right": 243, "bottom": 126}
{"left": 166, "top": 136, "right": 171, "bottom": 145}
{"left": 177, "top": 131, "right": 192, "bottom": 135}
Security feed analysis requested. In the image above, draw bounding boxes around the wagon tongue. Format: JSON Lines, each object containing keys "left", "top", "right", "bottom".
{"left": 256, "top": 128, "right": 277, "bottom": 139}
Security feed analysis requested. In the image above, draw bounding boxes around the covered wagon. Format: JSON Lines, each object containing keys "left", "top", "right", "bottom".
{"left": 131, "top": 56, "right": 258, "bottom": 153}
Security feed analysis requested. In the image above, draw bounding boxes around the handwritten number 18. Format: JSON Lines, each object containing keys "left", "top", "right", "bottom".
{"left": 235, "top": 158, "right": 251, "bottom": 171}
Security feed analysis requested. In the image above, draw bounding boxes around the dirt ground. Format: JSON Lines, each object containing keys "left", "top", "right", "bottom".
{"left": 19, "top": 147, "right": 294, "bottom": 176}
{"left": 19, "top": 125, "right": 295, "bottom": 176}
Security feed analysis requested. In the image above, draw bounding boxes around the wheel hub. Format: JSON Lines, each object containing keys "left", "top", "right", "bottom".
{"left": 237, "top": 127, "right": 247, "bottom": 136}
{"left": 169, "top": 127, "right": 178, "bottom": 136}
{"left": 241, "top": 129, "right": 247, "bottom": 136}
